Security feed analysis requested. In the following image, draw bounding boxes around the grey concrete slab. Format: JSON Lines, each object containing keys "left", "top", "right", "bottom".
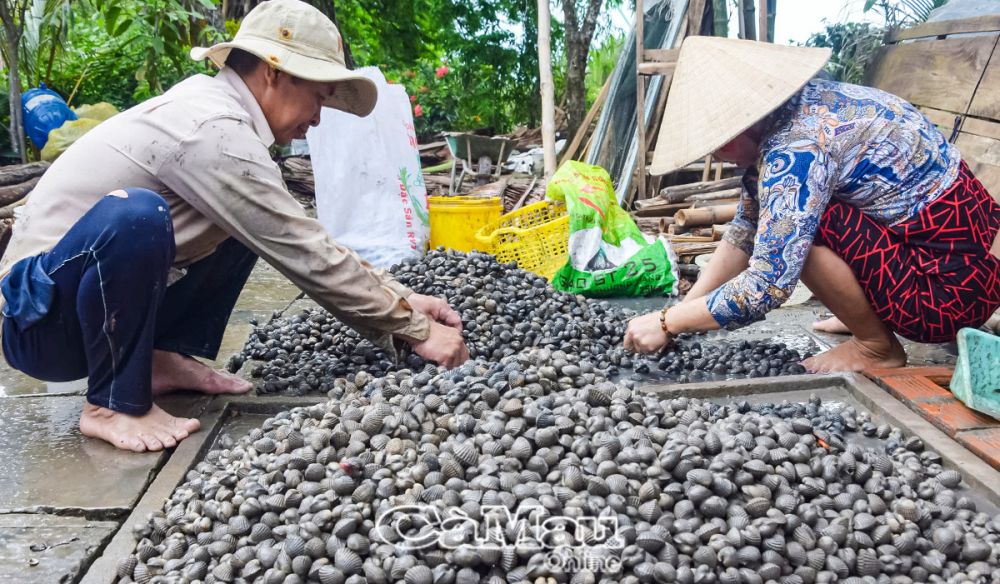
{"left": 0, "top": 514, "right": 118, "bottom": 584}
{"left": 0, "top": 395, "right": 210, "bottom": 512}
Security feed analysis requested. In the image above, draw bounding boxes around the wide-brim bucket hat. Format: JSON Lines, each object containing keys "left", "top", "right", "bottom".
{"left": 650, "top": 37, "right": 831, "bottom": 176}
{"left": 190, "top": 0, "right": 377, "bottom": 117}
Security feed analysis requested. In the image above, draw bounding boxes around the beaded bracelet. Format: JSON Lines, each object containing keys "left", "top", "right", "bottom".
{"left": 659, "top": 306, "right": 671, "bottom": 334}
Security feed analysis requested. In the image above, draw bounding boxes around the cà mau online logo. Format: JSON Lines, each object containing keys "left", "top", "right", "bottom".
{"left": 374, "top": 504, "right": 624, "bottom": 552}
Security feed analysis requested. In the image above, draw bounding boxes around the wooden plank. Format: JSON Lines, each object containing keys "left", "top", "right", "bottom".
{"left": 962, "top": 117, "right": 1000, "bottom": 141}
{"left": 864, "top": 35, "right": 998, "bottom": 114}
{"left": 644, "top": 48, "right": 679, "bottom": 62}
{"left": 637, "top": 62, "right": 677, "bottom": 76}
{"left": 968, "top": 41, "right": 1000, "bottom": 121}
{"left": 956, "top": 128, "right": 1000, "bottom": 201}
{"left": 888, "top": 14, "right": 1000, "bottom": 43}
{"left": 688, "top": 0, "right": 707, "bottom": 37}
{"left": 956, "top": 131, "right": 1000, "bottom": 167}
{"left": 917, "top": 106, "right": 961, "bottom": 138}
{"left": 966, "top": 159, "right": 1000, "bottom": 202}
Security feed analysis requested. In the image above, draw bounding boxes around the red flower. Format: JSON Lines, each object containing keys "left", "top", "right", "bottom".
{"left": 414, "top": 104, "right": 423, "bottom": 117}
{"left": 435, "top": 65, "right": 449, "bottom": 78}
{"left": 410, "top": 94, "right": 417, "bottom": 103}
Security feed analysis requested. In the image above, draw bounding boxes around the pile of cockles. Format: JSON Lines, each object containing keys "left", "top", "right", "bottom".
{"left": 120, "top": 349, "right": 1000, "bottom": 584}
{"left": 236, "top": 250, "right": 809, "bottom": 395}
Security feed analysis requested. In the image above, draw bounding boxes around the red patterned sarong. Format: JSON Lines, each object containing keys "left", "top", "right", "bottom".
{"left": 815, "top": 161, "right": 1000, "bottom": 343}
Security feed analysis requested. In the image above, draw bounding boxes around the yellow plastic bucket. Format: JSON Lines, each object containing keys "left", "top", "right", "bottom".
{"left": 428, "top": 196, "right": 503, "bottom": 252}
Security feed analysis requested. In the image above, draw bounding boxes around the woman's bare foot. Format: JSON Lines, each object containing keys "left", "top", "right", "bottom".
{"left": 79, "top": 402, "right": 200, "bottom": 452}
{"left": 802, "top": 336, "right": 907, "bottom": 373}
{"left": 813, "top": 315, "right": 852, "bottom": 335}
{"left": 151, "top": 350, "right": 252, "bottom": 396}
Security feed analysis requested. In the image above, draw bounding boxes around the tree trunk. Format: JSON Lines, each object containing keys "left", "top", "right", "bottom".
{"left": 538, "top": 0, "right": 557, "bottom": 178}
{"left": 0, "top": 1, "right": 27, "bottom": 163}
{"left": 523, "top": 1, "right": 540, "bottom": 128}
{"left": 319, "top": 0, "right": 355, "bottom": 68}
{"left": 7, "top": 44, "right": 26, "bottom": 163}
{"left": 560, "top": 0, "right": 605, "bottom": 140}
{"left": 563, "top": 38, "right": 587, "bottom": 140}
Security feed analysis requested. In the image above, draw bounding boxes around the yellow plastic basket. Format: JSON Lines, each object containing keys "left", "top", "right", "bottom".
{"left": 475, "top": 201, "right": 569, "bottom": 279}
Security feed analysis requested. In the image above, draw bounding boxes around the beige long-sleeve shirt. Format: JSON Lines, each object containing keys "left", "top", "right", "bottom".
{"left": 0, "top": 67, "right": 430, "bottom": 351}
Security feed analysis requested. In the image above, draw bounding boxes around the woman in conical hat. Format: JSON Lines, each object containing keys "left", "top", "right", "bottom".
{"left": 624, "top": 37, "right": 1000, "bottom": 372}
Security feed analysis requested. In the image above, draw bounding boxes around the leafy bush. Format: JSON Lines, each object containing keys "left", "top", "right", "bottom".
{"left": 804, "top": 21, "right": 884, "bottom": 85}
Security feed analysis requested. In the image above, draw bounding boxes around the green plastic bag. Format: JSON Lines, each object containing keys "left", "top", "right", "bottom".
{"left": 549, "top": 161, "right": 676, "bottom": 297}
{"left": 41, "top": 118, "right": 101, "bottom": 161}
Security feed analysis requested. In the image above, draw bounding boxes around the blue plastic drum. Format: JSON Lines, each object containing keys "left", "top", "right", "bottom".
{"left": 21, "top": 83, "right": 77, "bottom": 150}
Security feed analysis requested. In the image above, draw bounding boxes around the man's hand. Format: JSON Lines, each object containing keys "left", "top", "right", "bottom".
{"left": 411, "top": 320, "right": 470, "bottom": 368}
{"left": 408, "top": 293, "right": 462, "bottom": 331}
{"left": 624, "top": 311, "right": 672, "bottom": 354}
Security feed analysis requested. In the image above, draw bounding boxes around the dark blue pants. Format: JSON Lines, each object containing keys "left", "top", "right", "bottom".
{"left": 1, "top": 189, "right": 257, "bottom": 415}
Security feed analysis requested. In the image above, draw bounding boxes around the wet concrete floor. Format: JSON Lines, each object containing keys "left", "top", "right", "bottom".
{"left": 0, "top": 514, "right": 119, "bottom": 583}
{"left": 0, "top": 395, "right": 208, "bottom": 511}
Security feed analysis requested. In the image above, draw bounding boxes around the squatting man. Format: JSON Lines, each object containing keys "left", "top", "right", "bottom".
{"left": 0, "top": 0, "right": 469, "bottom": 452}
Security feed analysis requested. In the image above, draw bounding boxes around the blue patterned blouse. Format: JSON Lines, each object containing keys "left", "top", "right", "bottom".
{"left": 706, "top": 79, "right": 960, "bottom": 329}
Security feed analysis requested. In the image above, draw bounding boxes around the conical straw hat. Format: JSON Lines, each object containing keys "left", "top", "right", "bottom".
{"left": 649, "top": 37, "right": 831, "bottom": 176}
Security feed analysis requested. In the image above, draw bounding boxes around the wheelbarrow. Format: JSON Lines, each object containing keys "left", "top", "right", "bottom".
{"left": 444, "top": 132, "right": 517, "bottom": 196}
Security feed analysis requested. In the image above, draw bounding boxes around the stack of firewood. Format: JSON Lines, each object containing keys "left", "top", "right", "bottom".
{"left": 632, "top": 174, "right": 744, "bottom": 279}
{"left": 0, "top": 161, "right": 50, "bottom": 255}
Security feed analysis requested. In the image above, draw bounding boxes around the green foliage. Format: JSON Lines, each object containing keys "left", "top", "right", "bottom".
{"left": 2, "top": 0, "right": 618, "bottom": 142}
{"left": 804, "top": 21, "right": 884, "bottom": 84}
{"left": 805, "top": 0, "right": 946, "bottom": 85}
{"left": 336, "top": 0, "right": 560, "bottom": 138}
{"left": 863, "top": 0, "right": 948, "bottom": 28}
{"left": 584, "top": 32, "right": 622, "bottom": 105}
{"left": 0, "top": 0, "right": 221, "bottom": 112}
{"left": 96, "top": 0, "right": 222, "bottom": 100}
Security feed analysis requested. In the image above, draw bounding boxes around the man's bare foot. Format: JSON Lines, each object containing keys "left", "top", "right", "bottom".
{"left": 802, "top": 336, "right": 907, "bottom": 373}
{"left": 79, "top": 402, "right": 200, "bottom": 452}
{"left": 813, "top": 315, "right": 852, "bottom": 335}
{"left": 152, "top": 350, "right": 252, "bottom": 396}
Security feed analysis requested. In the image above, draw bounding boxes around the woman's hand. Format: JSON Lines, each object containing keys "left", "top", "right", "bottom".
{"left": 624, "top": 311, "right": 673, "bottom": 354}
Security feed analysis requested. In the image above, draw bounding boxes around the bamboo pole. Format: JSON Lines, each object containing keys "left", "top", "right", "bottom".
{"left": 635, "top": 0, "right": 646, "bottom": 202}
{"left": 758, "top": 0, "right": 769, "bottom": 42}
{"left": 655, "top": 175, "right": 743, "bottom": 200}
{"left": 674, "top": 203, "right": 738, "bottom": 227}
{"left": 538, "top": 0, "right": 557, "bottom": 179}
